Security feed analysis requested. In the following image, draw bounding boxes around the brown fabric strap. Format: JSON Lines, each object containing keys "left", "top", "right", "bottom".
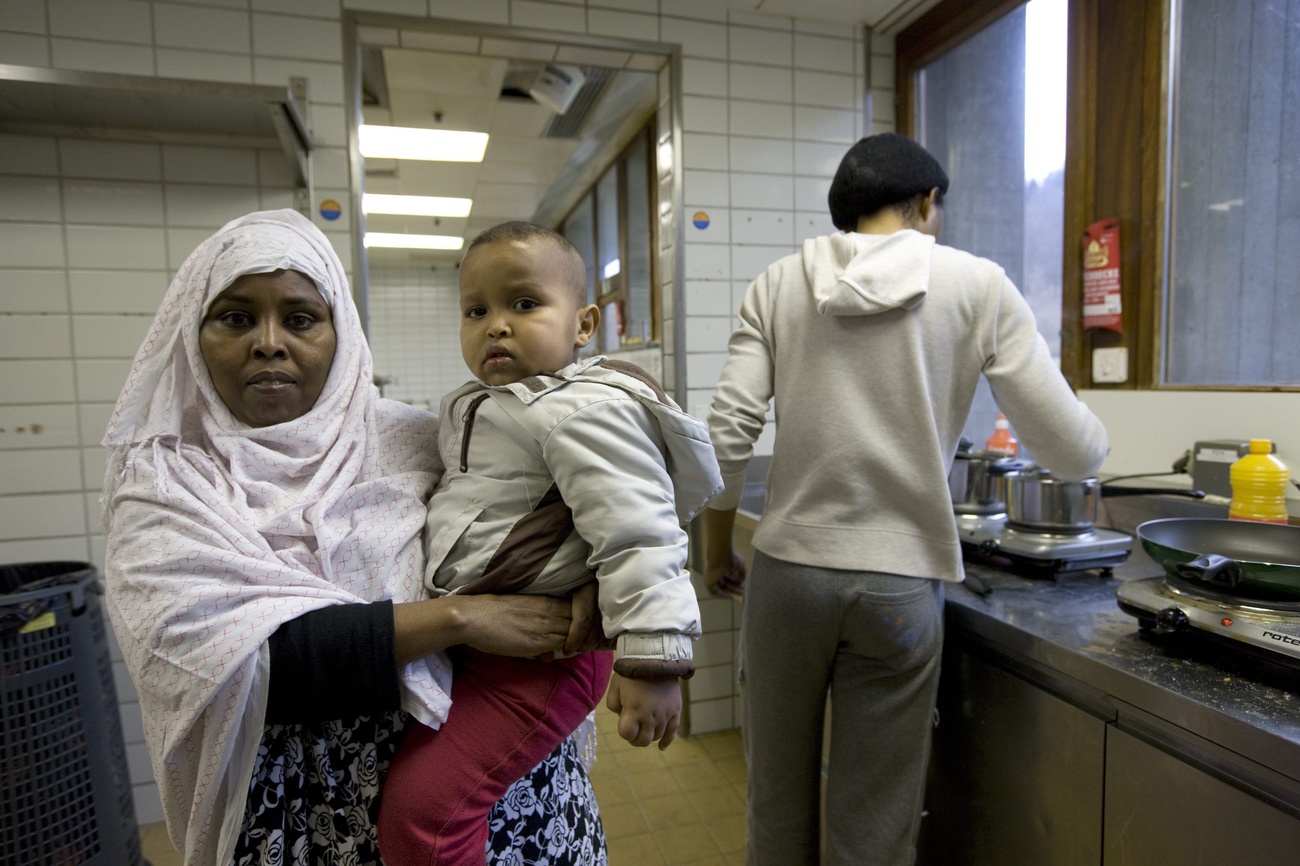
{"left": 595, "top": 359, "right": 670, "bottom": 404}
{"left": 520, "top": 375, "right": 549, "bottom": 393}
{"left": 460, "top": 483, "right": 576, "bottom": 595}
{"left": 613, "top": 657, "right": 696, "bottom": 680}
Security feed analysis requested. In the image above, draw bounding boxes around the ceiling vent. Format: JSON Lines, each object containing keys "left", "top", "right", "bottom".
{"left": 499, "top": 64, "right": 614, "bottom": 139}
{"left": 541, "top": 67, "right": 613, "bottom": 139}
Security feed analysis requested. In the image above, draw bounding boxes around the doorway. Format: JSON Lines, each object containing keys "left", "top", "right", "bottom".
{"left": 343, "top": 12, "right": 685, "bottom": 408}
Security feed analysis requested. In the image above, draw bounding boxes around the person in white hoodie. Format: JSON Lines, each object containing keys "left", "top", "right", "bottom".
{"left": 700, "top": 133, "right": 1108, "bottom": 866}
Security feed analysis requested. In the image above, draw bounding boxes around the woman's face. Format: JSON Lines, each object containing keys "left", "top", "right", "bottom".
{"left": 199, "top": 269, "right": 336, "bottom": 427}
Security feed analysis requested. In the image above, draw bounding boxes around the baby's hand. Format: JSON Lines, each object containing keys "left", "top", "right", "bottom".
{"left": 605, "top": 674, "right": 682, "bottom": 750}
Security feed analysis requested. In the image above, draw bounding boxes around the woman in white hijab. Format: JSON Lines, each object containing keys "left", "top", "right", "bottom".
{"left": 102, "top": 209, "right": 607, "bottom": 866}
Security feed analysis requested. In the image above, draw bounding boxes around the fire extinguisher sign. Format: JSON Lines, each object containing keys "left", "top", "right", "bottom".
{"left": 1082, "top": 217, "right": 1122, "bottom": 332}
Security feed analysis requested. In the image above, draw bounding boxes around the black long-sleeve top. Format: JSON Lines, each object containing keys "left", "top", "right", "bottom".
{"left": 264, "top": 600, "right": 401, "bottom": 724}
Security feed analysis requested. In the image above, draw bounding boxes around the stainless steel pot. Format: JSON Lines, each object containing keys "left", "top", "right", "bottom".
{"left": 1003, "top": 467, "right": 1209, "bottom": 533}
{"left": 948, "top": 441, "right": 1024, "bottom": 515}
{"left": 1003, "top": 468, "right": 1099, "bottom": 532}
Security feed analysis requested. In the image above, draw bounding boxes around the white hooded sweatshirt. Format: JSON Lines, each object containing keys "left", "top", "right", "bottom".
{"left": 707, "top": 229, "right": 1108, "bottom": 582}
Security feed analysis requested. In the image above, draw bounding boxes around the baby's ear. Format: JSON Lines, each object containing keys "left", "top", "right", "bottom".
{"left": 575, "top": 303, "right": 600, "bottom": 348}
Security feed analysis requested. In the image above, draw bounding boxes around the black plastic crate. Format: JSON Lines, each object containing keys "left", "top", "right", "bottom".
{"left": 1, "top": 561, "right": 143, "bottom": 866}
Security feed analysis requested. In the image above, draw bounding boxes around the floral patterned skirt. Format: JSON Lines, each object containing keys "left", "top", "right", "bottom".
{"left": 234, "top": 711, "right": 607, "bottom": 865}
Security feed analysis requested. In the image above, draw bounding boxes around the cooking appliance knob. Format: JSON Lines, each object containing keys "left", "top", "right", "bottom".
{"left": 1155, "top": 607, "right": 1189, "bottom": 634}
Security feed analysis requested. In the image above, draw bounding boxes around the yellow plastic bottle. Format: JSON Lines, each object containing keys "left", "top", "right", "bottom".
{"left": 1228, "top": 439, "right": 1290, "bottom": 524}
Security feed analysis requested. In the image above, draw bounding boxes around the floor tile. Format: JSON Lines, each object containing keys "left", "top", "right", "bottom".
{"left": 620, "top": 766, "right": 686, "bottom": 799}
{"left": 599, "top": 799, "right": 653, "bottom": 839}
{"left": 707, "top": 812, "right": 749, "bottom": 854}
{"left": 606, "top": 831, "right": 668, "bottom": 865}
{"left": 592, "top": 722, "right": 749, "bottom": 864}
{"left": 589, "top": 771, "right": 636, "bottom": 806}
{"left": 637, "top": 792, "right": 701, "bottom": 832}
{"left": 610, "top": 743, "right": 671, "bottom": 772}
{"left": 697, "top": 731, "right": 745, "bottom": 760}
{"left": 670, "top": 760, "right": 730, "bottom": 792}
{"left": 684, "top": 783, "right": 746, "bottom": 821}
{"left": 139, "top": 822, "right": 181, "bottom": 866}
{"left": 654, "top": 821, "right": 724, "bottom": 864}
{"left": 714, "top": 755, "right": 750, "bottom": 785}
{"left": 658, "top": 737, "right": 712, "bottom": 766}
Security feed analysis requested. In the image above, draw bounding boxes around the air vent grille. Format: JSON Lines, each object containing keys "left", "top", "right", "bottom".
{"left": 542, "top": 67, "right": 613, "bottom": 139}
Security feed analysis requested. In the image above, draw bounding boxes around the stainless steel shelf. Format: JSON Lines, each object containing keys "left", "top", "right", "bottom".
{"left": 0, "top": 63, "right": 312, "bottom": 186}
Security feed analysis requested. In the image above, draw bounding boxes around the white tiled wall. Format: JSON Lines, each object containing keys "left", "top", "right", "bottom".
{"left": 368, "top": 260, "right": 464, "bottom": 408}
{"left": 0, "top": 132, "right": 308, "bottom": 825}
{"left": 1, "top": 0, "right": 892, "bottom": 824}
{"left": 0, "top": 0, "right": 355, "bottom": 825}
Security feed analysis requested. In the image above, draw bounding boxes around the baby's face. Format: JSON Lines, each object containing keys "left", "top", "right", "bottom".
{"left": 458, "top": 239, "right": 596, "bottom": 386}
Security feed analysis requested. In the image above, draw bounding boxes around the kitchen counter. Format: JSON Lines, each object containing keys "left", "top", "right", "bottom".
{"left": 947, "top": 550, "right": 1300, "bottom": 788}
{"left": 919, "top": 549, "right": 1300, "bottom": 863}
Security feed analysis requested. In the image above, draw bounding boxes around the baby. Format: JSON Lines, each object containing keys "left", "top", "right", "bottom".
{"left": 378, "top": 221, "right": 722, "bottom": 866}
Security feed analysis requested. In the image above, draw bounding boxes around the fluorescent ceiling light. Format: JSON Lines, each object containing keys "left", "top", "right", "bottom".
{"left": 363, "top": 194, "right": 473, "bottom": 218}
{"left": 359, "top": 125, "right": 488, "bottom": 162}
{"left": 364, "top": 233, "right": 465, "bottom": 250}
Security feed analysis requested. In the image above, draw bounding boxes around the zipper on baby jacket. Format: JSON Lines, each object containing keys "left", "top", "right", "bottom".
{"left": 459, "top": 393, "right": 491, "bottom": 472}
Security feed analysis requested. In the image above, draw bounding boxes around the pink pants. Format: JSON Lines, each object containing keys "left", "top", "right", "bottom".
{"left": 377, "top": 648, "right": 613, "bottom": 866}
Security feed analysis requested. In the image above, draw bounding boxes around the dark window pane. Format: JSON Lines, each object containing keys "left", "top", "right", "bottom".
{"left": 596, "top": 167, "right": 621, "bottom": 290}
{"left": 1164, "top": 0, "right": 1300, "bottom": 385}
{"left": 563, "top": 194, "right": 597, "bottom": 306}
{"left": 624, "top": 133, "right": 653, "bottom": 345}
{"left": 917, "top": 0, "right": 1067, "bottom": 441}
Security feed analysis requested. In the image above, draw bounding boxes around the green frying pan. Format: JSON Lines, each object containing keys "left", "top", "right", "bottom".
{"left": 1137, "top": 518, "right": 1300, "bottom": 601}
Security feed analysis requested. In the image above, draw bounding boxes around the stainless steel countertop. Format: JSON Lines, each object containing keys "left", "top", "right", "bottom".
{"left": 949, "top": 550, "right": 1300, "bottom": 786}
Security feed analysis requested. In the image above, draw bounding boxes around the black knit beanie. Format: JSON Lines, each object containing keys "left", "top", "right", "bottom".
{"left": 827, "top": 133, "right": 949, "bottom": 231}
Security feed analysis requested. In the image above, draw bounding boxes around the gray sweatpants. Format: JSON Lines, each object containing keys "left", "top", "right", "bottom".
{"left": 740, "top": 551, "right": 944, "bottom": 866}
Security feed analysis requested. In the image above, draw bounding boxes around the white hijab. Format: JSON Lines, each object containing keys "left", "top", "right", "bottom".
{"left": 102, "top": 209, "right": 452, "bottom": 866}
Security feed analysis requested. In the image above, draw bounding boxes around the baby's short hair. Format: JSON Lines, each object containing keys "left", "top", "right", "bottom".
{"left": 465, "top": 221, "right": 588, "bottom": 304}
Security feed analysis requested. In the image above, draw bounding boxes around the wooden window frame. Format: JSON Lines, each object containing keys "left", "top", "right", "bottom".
{"left": 898, "top": 0, "right": 1167, "bottom": 391}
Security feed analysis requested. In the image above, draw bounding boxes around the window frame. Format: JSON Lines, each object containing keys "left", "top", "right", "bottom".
{"left": 896, "top": 0, "right": 1259, "bottom": 392}
{"left": 560, "top": 121, "right": 660, "bottom": 354}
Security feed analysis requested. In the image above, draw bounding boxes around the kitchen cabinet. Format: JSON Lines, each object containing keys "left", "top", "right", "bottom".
{"left": 1103, "top": 721, "right": 1300, "bottom": 863}
{"left": 918, "top": 561, "right": 1300, "bottom": 865}
{"left": 918, "top": 643, "right": 1105, "bottom": 866}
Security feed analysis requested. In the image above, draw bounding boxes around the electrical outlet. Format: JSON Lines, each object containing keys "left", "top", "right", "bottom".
{"left": 1092, "top": 347, "right": 1128, "bottom": 383}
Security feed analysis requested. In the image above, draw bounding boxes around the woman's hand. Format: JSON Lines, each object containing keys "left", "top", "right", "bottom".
{"left": 706, "top": 548, "right": 747, "bottom": 598}
{"left": 564, "top": 581, "right": 615, "bottom": 654}
{"left": 699, "top": 508, "right": 747, "bottom": 598}
{"left": 393, "top": 594, "right": 572, "bottom": 664}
